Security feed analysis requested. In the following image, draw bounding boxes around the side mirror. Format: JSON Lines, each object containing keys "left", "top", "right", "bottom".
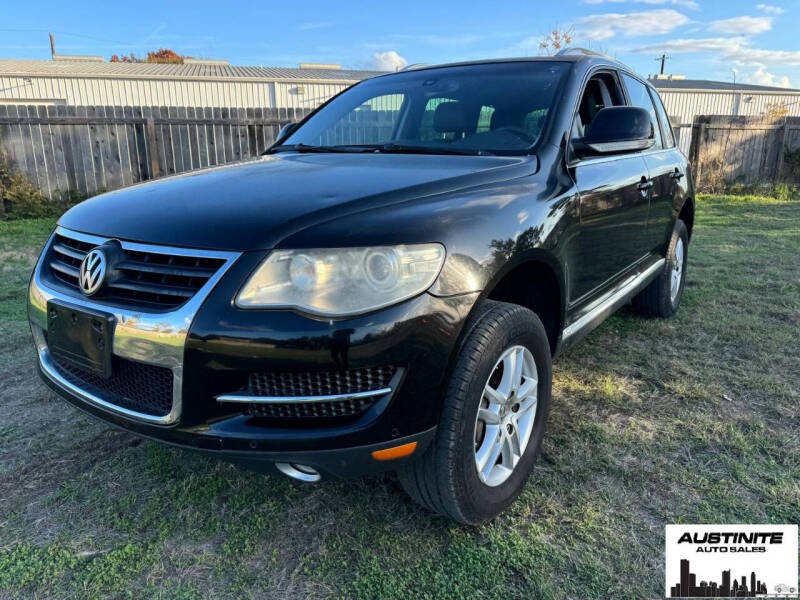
{"left": 275, "top": 122, "right": 299, "bottom": 144}
{"left": 573, "top": 106, "right": 654, "bottom": 157}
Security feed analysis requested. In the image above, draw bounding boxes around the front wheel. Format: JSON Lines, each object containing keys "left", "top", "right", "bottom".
{"left": 632, "top": 219, "right": 689, "bottom": 318}
{"left": 398, "top": 300, "right": 552, "bottom": 524}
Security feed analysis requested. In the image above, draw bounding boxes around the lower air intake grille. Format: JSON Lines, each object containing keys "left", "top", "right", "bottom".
{"left": 245, "top": 396, "right": 381, "bottom": 419}
{"left": 51, "top": 354, "right": 173, "bottom": 417}
{"left": 249, "top": 366, "right": 396, "bottom": 398}
{"left": 230, "top": 366, "right": 398, "bottom": 420}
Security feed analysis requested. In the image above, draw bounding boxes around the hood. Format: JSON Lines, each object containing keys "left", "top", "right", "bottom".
{"left": 59, "top": 152, "right": 535, "bottom": 250}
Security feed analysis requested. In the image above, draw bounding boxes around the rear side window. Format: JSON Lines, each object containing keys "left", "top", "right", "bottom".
{"left": 622, "top": 74, "right": 662, "bottom": 150}
{"left": 649, "top": 88, "right": 676, "bottom": 149}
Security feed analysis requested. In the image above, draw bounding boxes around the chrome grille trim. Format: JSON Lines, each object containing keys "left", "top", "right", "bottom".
{"left": 48, "top": 228, "right": 227, "bottom": 309}
{"left": 29, "top": 227, "right": 241, "bottom": 425}
{"left": 216, "top": 387, "right": 393, "bottom": 405}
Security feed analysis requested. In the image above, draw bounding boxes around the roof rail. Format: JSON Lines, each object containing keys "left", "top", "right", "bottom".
{"left": 555, "top": 47, "right": 612, "bottom": 59}
{"left": 399, "top": 63, "right": 431, "bottom": 72}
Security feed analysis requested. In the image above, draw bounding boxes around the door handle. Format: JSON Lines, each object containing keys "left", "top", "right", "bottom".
{"left": 637, "top": 180, "right": 654, "bottom": 191}
{"left": 671, "top": 170, "right": 684, "bottom": 180}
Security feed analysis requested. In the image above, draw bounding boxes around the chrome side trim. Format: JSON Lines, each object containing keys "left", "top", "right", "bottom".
{"left": 216, "top": 387, "right": 393, "bottom": 405}
{"left": 29, "top": 227, "right": 241, "bottom": 425}
{"left": 561, "top": 258, "right": 665, "bottom": 346}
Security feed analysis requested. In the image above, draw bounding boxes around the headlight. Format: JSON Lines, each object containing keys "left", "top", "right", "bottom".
{"left": 236, "top": 244, "right": 446, "bottom": 316}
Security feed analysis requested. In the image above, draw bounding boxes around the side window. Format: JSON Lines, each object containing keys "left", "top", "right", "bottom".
{"left": 419, "top": 97, "right": 459, "bottom": 141}
{"left": 622, "top": 74, "right": 662, "bottom": 150}
{"left": 649, "top": 88, "right": 675, "bottom": 149}
{"left": 476, "top": 105, "right": 495, "bottom": 133}
{"left": 524, "top": 108, "right": 547, "bottom": 137}
{"left": 574, "top": 72, "right": 625, "bottom": 138}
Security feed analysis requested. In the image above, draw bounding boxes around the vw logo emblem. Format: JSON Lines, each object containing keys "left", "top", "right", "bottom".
{"left": 79, "top": 248, "right": 107, "bottom": 296}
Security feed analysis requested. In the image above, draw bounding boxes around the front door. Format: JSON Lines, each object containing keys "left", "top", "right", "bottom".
{"left": 572, "top": 155, "right": 652, "bottom": 299}
{"left": 568, "top": 70, "right": 652, "bottom": 301}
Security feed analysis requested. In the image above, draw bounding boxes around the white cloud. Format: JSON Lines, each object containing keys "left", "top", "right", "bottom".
{"left": 575, "top": 9, "right": 689, "bottom": 40}
{"left": 633, "top": 36, "right": 747, "bottom": 54}
{"left": 584, "top": 0, "right": 698, "bottom": 9}
{"left": 370, "top": 50, "right": 408, "bottom": 71}
{"left": 756, "top": 3, "right": 784, "bottom": 15}
{"left": 727, "top": 46, "right": 800, "bottom": 67}
{"left": 709, "top": 15, "right": 773, "bottom": 34}
{"left": 747, "top": 66, "right": 791, "bottom": 88}
{"left": 632, "top": 37, "right": 800, "bottom": 75}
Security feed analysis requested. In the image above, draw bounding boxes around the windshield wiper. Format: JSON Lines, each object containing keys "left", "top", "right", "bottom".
{"left": 266, "top": 142, "right": 494, "bottom": 156}
{"left": 370, "top": 143, "right": 492, "bottom": 156}
{"left": 265, "top": 143, "right": 371, "bottom": 154}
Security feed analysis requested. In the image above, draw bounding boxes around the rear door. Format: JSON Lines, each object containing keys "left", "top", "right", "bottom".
{"left": 648, "top": 85, "right": 686, "bottom": 251}
{"left": 621, "top": 73, "right": 679, "bottom": 253}
{"left": 570, "top": 70, "right": 652, "bottom": 301}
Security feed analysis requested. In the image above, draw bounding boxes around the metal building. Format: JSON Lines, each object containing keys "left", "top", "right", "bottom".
{"left": 651, "top": 76, "right": 800, "bottom": 123}
{"left": 0, "top": 57, "right": 382, "bottom": 110}
{"left": 649, "top": 74, "right": 800, "bottom": 155}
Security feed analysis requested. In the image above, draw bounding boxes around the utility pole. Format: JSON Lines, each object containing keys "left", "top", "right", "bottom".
{"left": 49, "top": 32, "right": 55, "bottom": 59}
{"left": 655, "top": 53, "right": 670, "bottom": 75}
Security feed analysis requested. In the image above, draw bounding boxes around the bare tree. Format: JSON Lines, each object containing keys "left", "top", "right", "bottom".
{"left": 538, "top": 27, "right": 573, "bottom": 55}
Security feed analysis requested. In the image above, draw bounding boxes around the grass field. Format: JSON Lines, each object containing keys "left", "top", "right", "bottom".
{"left": 0, "top": 195, "right": 798, "bottom": 599}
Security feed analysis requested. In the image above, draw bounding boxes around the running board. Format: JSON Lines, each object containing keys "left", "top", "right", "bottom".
{"left": 561, "top": 258, "right": 665, "bottom": 348}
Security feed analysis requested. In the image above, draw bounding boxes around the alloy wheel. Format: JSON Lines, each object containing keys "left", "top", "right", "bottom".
{"left": 670, "top": 237, "right": 684, "bottom": 303}
{"left": 473, "top": 345, "right": 538, "bottom": 487}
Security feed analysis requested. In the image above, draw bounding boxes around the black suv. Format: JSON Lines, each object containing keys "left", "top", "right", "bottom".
{"left": 28, "top": 50, "right": 693, "bottom": 523}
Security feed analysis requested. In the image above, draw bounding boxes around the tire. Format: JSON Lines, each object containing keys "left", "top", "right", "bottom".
{"left": 398, "top": 300, "right": 552, "bottom": 524}
{"left": 632, "top": 219, "right": 689, "bottom": 318}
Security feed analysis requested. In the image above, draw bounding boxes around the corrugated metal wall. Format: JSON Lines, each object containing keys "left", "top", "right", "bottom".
{"left": 9, "top": 75, "right": 799, "bottom": 122}
{"left": 0, "top": 75, "right": 353, "bottom": 109}
{"left": 658, "top": 90, "right": 800, "bottom": 125}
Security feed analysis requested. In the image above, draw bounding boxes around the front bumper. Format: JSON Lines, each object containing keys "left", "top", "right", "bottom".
{"left": 29, "top": 227, "right": 479, "bottom": 478}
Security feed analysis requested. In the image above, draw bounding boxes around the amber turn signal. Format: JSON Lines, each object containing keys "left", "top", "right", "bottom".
{"left": 371, "top": 441, "right": 417, "bottom": 461}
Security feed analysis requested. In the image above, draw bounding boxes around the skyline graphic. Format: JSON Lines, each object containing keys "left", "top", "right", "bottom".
{"left": 670, "top": 558, "right": 768, "bottom": 598}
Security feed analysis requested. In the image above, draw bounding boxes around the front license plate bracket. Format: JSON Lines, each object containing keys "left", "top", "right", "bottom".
{"left": 46, "top": 301, "right": 115, "bottom": 378}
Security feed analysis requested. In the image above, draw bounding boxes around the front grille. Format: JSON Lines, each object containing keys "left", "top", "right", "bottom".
{"left": 49, "top": 232, "right": 226, "bottom": 309}
{"left": 227, "top": 366, "right": 398, "bottom": 420}
{"left": 249, "top": 366, "right": 396, "bottom": 397}
{"left": 51, "top": 354, "right": 173, "bottom": 417}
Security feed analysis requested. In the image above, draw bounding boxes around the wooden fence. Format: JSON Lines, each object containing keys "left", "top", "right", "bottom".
{"left": 3, "top": 107, "right": 800, "bottom": 200}
{"left": 686, "top": 115, "right": 800, "bottom": 191}
{"left": 0, "top": 104, "right": 313, "bottom": 199}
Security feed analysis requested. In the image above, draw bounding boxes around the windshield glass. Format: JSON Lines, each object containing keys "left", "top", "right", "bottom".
{"left": 279, "top": 61, "right": 569, "bottom": 155}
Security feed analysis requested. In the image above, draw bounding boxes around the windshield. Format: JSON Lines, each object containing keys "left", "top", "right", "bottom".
{"left": 277, "top": 61, "right": 569, "bottom": 155}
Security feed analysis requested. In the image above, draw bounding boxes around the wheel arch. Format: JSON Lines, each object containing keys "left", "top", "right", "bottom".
{"left": 678, "top": 196, "right": 695, "bottom": 241}
{"left": 479, "top": 252, "right": 566, "bottom": 356}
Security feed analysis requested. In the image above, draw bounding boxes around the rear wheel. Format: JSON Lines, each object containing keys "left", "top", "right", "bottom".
{"left": 398, "top": 300, "right": 552, "bottom": 524}
{"left": 632, "top": 219, "right": 689, "bottom": 318}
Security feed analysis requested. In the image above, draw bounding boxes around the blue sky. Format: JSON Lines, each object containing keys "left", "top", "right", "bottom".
{"left": 1, "top": 0, "right": 798, "bottom": 87}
